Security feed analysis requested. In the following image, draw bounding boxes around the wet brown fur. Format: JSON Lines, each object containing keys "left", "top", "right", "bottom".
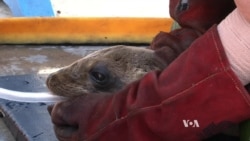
{"left": 46, "top": 45, "right": 166, "bottom": 97}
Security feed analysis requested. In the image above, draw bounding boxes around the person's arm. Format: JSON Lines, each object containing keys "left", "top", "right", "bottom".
{"left": 218, "top": 8, "right": 250, "bottom": 85}
{"left": 234, "top": 0, "right": 250, "bottom": 23}
{"left": 49, "top": 25, "right": 250, "bottom": 141}
{"left": 49, "top": 1, "right": 250, "bottom": 140}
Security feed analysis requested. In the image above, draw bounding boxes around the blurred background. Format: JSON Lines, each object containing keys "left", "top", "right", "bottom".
{"left": 1, "top": 0, "right": 170, "bottom": 17}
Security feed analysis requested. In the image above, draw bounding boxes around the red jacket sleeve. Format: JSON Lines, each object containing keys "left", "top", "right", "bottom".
{"left": 50, "top": 26, "right": 250, "bottom": 141}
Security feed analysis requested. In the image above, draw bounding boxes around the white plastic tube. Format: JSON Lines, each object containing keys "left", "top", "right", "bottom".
{"left": 0, "top": 88, "right": 66, "bottom": 103}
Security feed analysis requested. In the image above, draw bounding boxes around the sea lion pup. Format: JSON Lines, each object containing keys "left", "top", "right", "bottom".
{"left": 46, "top": 45, "right": 167, "bottom": 97}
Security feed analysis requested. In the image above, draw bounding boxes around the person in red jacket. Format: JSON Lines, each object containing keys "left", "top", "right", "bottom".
{"left": 48, "top": 0, "right": 250, "bottom": 140}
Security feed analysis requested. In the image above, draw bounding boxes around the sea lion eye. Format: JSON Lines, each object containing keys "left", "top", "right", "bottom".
{"left": 89, "top": 64, "right": 112, "bottom": 88}
{"left": 91, "top": 71, "right": 106, "bottom": 83}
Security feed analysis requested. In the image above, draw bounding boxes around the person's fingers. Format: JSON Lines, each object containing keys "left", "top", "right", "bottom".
{"left": 49, "top": 99, "right": 83, "bottom": 140}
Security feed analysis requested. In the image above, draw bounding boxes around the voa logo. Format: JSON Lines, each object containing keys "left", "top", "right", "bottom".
{"left": 183, "top": 120, "right": 199, "bottom": 127}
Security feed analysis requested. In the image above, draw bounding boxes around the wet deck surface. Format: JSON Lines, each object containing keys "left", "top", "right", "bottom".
{"left": 0, "top": 45, "right": 106, "bottom": 76}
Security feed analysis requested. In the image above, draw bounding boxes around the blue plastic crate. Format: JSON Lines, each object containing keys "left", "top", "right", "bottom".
{"left": 3, "top": 0, "right": 54, "bottom": 17}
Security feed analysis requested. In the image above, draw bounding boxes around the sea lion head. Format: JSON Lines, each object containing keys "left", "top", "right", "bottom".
{"left": 46, "top": 45, "right": 166, "bottom": 97}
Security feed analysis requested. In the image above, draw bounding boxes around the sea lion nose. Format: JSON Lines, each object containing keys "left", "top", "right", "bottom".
{"left": 46, "top": 73, "right": 58, "bottom": 88}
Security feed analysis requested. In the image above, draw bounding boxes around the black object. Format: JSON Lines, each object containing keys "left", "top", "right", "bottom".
{"left": 0, "top": 74, "right": 58, "bottom": 141}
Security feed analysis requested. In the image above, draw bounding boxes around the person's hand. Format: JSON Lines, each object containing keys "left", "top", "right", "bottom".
{"left": 149, "top": 28, "right": 200, "bottom": 65}
{"left": 234, "top": 0, "right": 250, "bottom": 23}
{"left": 48, "top": 93, "right": 116, "bottom": 141}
